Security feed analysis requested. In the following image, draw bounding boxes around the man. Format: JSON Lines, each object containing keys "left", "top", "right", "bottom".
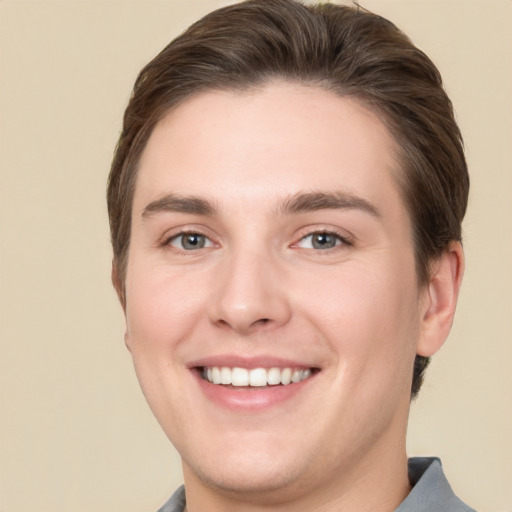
{"left": 107, "top": 1, "right": 473, "bottom": 510}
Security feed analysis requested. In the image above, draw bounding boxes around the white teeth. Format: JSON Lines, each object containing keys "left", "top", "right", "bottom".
{"left": 212, "top": 367, "right": 221, "bottom": 384}
{"left": 203, "top": 366, "right": 314, "bottom": 387}
{"left": 220, "top": 367, "right": 232, "bottom": 385}
{"left": 249, "top": 368, "right": 267, "bottom": 387}
{"left": 267, "top": 367, "right": 281, "bottom": 385}
{"left": 281, "top": 368, "right": 292, "bottom": 385}
{"left": 231, "top": 367, "right": 249, "bottom": 386}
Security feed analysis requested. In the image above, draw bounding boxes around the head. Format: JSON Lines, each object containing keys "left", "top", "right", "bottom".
{"left": 108, "top": 2, "right": 469, "bottom": 504}
{"left": 108, "top": 0, "right": 468, "bottom": 400}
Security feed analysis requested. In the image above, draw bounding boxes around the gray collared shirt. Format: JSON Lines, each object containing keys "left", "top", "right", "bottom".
{"left": 157, "top": 457, "right": 476, "bottom": 512}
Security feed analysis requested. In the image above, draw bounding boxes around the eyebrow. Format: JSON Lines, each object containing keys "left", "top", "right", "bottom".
{"left": 141, "top": 190, "right": 380, "bottom": 219}
{"left": 278, "top": 191, "right": 380, "bottom": 218}
{"left": 142, "top": 193, "right": 218, "bottom": 218}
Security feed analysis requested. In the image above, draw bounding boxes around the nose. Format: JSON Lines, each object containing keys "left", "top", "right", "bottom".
{"left": 208, "top": 248, "right": 292, "bottom": 335}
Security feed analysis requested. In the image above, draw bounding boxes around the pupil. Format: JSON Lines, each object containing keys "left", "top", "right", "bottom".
{"left": 313, "top": 233, "right": 335, "bottom": 249}
{"left": 183, "top": 234, "right": 204, "bottom": 249}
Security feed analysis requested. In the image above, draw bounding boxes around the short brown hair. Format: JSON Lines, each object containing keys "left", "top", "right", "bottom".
{"left": 107, "top": 0, "right": 469, "bottom": 398}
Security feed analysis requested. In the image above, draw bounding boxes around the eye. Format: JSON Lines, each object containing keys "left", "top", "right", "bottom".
{"left": 168, "top": 232, "right": 213, "bottom": 250}
{"left": 296, "top": 231, "right": 347, "bottom": 250}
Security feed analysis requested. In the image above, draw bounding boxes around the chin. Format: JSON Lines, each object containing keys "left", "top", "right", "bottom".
{"left": 182, "top": 438, "right": 313, "bottom": 497}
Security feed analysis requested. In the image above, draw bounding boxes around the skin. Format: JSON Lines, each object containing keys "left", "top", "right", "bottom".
{"left": 116, "top": 82, "right": 464, "bottom": 512}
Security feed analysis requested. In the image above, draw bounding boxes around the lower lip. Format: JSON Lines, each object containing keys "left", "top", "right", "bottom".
{"left": 193, "top": 370, "right": 316, "bottom": 412}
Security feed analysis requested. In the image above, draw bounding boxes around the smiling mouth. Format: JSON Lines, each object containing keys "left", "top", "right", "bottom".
{"left": 200, "top": 366, "right": 317, "bottom": 387}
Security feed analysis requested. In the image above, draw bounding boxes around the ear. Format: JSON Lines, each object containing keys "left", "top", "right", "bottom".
{"left": 111, "top": 259, "right": 126, "bottom": 312}
{"left": 416, "top": 242, "right": 465, "bottom": 357}
{"left": 111, "top": 260, "right": 132, "bottom": 352}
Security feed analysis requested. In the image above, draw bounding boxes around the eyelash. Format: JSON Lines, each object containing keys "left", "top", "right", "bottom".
{"left": 162, "top": 230, "right": 215, "bottom": 253}
{"left": 294, "top": 230, "right": 353, "bottom": 251}
{"left": 162, "top": 228, "right": 352, "bottom": 254}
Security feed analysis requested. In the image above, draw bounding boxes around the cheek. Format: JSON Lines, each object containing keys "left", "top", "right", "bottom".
{"left": 123, "top": 265, "right": 207, "bottom": 435}
{"left": 297, "top": 258, "right": 420, "bottom": 376}
{"left": 124, "top": 264, "right": 207, "bottom": 357}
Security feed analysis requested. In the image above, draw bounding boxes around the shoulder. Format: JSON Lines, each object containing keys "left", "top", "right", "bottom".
{"left": 396, "top": 457, "right": 476, "bottom": 512}
{"left": 157, "top": 485, "right": 186, "bottom": 512}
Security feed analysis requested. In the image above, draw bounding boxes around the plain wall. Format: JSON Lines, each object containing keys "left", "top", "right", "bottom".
{"left": 1, "top": 1, "right": 510, "bottom": 511}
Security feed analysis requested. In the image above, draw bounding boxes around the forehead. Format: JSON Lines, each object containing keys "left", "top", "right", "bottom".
{"left": 133, "top": 82, "right": 405, "bottom": 220}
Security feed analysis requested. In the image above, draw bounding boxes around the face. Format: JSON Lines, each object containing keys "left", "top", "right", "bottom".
{"left": 124, "top": 83, "right": 430, "bottom": 500}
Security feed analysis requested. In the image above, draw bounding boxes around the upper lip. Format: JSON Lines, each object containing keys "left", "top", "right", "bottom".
{"left": 187, "top": 355, "right": 318, "bottom": 370}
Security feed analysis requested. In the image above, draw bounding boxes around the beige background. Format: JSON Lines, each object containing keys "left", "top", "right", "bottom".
{"left": 1, "top": 0, "right": 510, "bottom": 511}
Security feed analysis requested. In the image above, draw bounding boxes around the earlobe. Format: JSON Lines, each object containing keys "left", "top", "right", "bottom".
{"left": 111, "top": 259, "right": 126, "bottom": 312}
{"left": 124, "top": 330, "right": 132, "bottom": 353}
{"left": 417, "top": 242, "right": 465, "bottom": 357}
{"left": 111, "top": 260, "right": 132, "bottom": 351}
